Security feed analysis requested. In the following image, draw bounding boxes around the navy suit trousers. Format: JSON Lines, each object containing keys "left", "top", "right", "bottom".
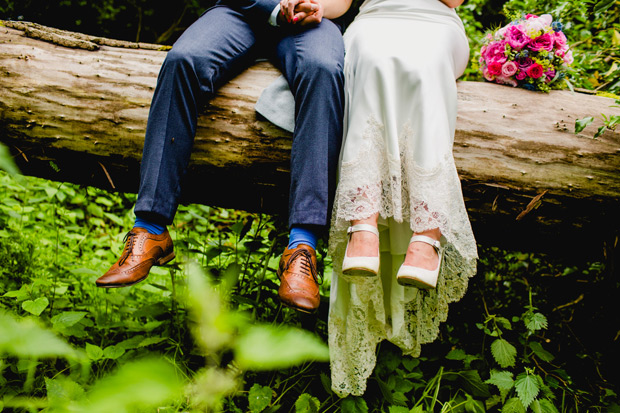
{"left": 134, "top": 5, "right": 345, "bottom": 229}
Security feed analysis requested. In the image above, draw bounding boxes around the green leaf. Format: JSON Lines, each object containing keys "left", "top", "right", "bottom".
{"left": 491, "top": 338, "right": 517, "bottom": 368}
{"left": 45, "top": 377, "right": 85, "bottom": 408}
{"left": 0, "top": 143, "right": 19, "bottom": 174}
{"left": 234, "top": 325, "right": 329, "bottom": 370}
{"left": 85, "top": 343, "right": 104, "bottom": 361}
{"left": 22, "top": 297, "right": 49, "bottom": 316}
{"left": 496, "top": 317, "right": 512, "bottom": 331}
{"left": 536, "top": 398, "right": 560, "bottom": 413}
{"left": 77, "top": 358, "right": 182, "bottom": 413}
{"left": 340, "top": 396, "right": 368, "bottom": 413}
{"left": 529, "top": 341, "right": 554, "bottom": 362}
{"left": 465, "top": 394, "right": 486, "bottom": 413}
{"left": 320, "top": 372, "right": 333, "bottom": 395}
{"left": 459, "top": 370, "right": 491, "bottom": 397}
{"left": 103, "top": 345, "right": 125, "bottom": 360}
{"left": 446, "top": 348, "right": 467, "bottom": 360}
{"left": 0, "top": 311, "right": 81, "bottom": 360}
{"left": 295, "top": 393, "right": 320, "bottom": 413}
{"left": 486, "top": 369, "right": 514, "bottom": 398}
{"left": 51, "top": 311, "right": 87, "bottom": 329}
{"left": 248, "top": 383, "right": 272, "bottom": 413}
{"left": 502, "top": 397, "right": 526, "bottom": 413}
{"left": 402, "top": 357, "right": 419, "bottom": 371}
{"left": 574, "top": 116, "right": 594, "bottom": 134}
{"left": 523, "top": 312, "right": 548, "bottom": 333}
{"left": 594, "top": 0, "right": 616, "bottom": 13}
{"left": 138, "top": 336, "right": 166, "bottom": 348}
{"left": 388, "top": 407, "right": 409, "bottom": 413}
{"left": 515, "top": 372, "right": 540, "bottom": 409}
{"left": 594, "top": 125, "right": 607, "bottom": 138}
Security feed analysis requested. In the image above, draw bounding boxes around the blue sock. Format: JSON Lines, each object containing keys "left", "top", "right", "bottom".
{"left": 287, "top": 225, "right": 318, "bottom": 250}
{"left": 134, "top": 216, "right": 166, "bottom": 235}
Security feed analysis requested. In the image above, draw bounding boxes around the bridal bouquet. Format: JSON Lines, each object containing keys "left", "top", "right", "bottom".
{"left": 479, "top": 13, "right": 573, "bottom": 92}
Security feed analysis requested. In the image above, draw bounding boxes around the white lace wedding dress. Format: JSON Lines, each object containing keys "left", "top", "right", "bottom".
{"left": 328, "top": 0, "right": 478, "bottom": 397}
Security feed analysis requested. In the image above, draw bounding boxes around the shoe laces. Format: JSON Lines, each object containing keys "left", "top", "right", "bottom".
{"left": 284, "top": 248, "right": 322, "bottom": 285}
{"left": 118, "top": 230, "right": 137, "bottom": 266}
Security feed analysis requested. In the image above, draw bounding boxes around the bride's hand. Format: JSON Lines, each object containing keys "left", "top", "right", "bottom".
{"left": 280, "top": 0, "right": 322, "bottom": 24}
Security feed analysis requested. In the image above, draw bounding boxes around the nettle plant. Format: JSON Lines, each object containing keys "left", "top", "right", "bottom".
{"left": 479, "top": 289, "right": 563, "bottom": 412}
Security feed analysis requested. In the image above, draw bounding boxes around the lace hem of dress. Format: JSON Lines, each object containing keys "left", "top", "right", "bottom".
{"left": 327, "top": 117, "right": 478, "bottom": 397}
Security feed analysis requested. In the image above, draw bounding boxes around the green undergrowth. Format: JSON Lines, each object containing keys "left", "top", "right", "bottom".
{"left": 0, "top": 168, "right": 618, "bottom": 412}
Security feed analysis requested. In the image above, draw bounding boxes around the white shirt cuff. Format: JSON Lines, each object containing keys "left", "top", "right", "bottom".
{"left": 269, "top": 4, "right": 281, "bottom": 26}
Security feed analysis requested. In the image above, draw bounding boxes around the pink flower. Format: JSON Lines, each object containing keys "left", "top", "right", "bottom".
{"left": 554, "top": 31, "right": 568, "bottom": 50}
{"left": 527, "top": 63, "right": 544, "bottom": 79}
{"left": 516, "top": 70, "right": 527, "bottom": 80}
{"left": 545, "top": 69, "right": 556, "bottom": 82}
{"left": 501, "top": 61, "right": 518, "bottom": 77}
{"left": 526, "top": 14, "right": 539, "bottom": 19}
{"left": 563, "top": 49, "right": 574, "bottom": 65}
{"left": 483, "top": 67, "right": 496, "bottom": 81}
{"left": 483, "top": 41, "right": 508, "bottom": 64}
{"left": 505, "top": 25, "right": 530, "bottom": 50}
{"left": 487, "top": 61, "right": 503, "bottom": 76}
{"left": 530, "top": 33, "right": 554, "bottom": 52}
{"left": 495, "top": 76, "right": 518, "bottom": 87}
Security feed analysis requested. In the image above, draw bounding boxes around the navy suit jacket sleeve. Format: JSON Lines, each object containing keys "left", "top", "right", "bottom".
{"left": 216, "top": 0, "right": 280, "bottom": 22}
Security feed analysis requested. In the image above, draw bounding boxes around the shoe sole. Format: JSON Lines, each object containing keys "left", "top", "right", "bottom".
{"left": 281, "top": 301, "right": 318, "bottom": 314}
{"left": 342, "top": 267, "right": 377, "bottom": 277}
{"left": 396, "top": 275, "right": 436, "bottom": 289}
{"left": 96, "top": 252, "right": 176, "bottom": 288}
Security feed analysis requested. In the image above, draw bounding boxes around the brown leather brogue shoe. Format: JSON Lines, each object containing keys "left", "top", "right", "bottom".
{"left": 277, "top": 244, "right": 320, "bottom": 313}
{"left": 96, "top": 227, "right": 175, "bottom": 288}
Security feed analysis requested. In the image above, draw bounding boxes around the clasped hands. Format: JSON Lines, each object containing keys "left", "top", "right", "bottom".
{"left": 279, "top": 0, "right": 324, "bottom": 26}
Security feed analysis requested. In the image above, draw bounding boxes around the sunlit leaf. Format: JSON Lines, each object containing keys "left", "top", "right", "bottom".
{"left": 79, "top": 358, "right": 182, "bottom": 413}
{"left": 248, "top": 383, "right": 272, "bottom": 413}
{"left": 491, "top": 338, "right": 517, "bottom": 368}
{"left": 295, "top": 393, "right": 320, "bottom": 413}
{"left": 234, "top": 325, "right": 329, "bottom": 370}
{"left": 446, "top": 348, "right": 467, "bottom": 360}
{"left": 523, "top": 312, "right": 548, "bottom": 333}
{"left": 0, "top": 144, "right": 19, "bottom": 175}
{"left": 103, "top": 345, "right": 125, "bottom": 360}
{"left": 21, "top": 297, "right": 49, "bottom": 316}
{"left": 85, "top": 343, "right": 103, "bottom": 361}
{"left": 515, "top": 372, "right": 540, "bottom": 409}
{"left": 0, "top": 311, "right": 81, "bottom": 360}
{"left": 51, "top": 311, "right": 87, "bottom": 329}
{"left": 574, "top": 116, "right": 594, "bottom": 134}
{"left": 340, "top": 396, "right": 368, "bottom": 413}
{"left": 502, "top": 397, "right": 526, "bottom": 413}
{"left": 45, "top": 377, "right": 85, "bottom": 409}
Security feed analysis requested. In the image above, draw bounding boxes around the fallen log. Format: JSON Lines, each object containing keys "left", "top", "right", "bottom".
{"left": 1, "top": 21, "right": 619, "bottom": 259}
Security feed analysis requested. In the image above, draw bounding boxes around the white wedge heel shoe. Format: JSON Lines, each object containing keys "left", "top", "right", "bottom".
{"left": 342, "top": 224, "right": 380, "bottom": 277}
{"left": 396, "top": 235, "right": 442, "bottom": 289}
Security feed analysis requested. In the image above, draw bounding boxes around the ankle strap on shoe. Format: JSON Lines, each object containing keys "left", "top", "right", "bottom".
{"left": 410, "top": 235, "right": 441, "bottom": 252}
{"left": 347, "top": 224, "right": 379, "bottom": 237}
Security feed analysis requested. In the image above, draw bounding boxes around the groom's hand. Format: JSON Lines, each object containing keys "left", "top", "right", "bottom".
{"left": 279, "top": 0, "right": 323, "bottom": 26}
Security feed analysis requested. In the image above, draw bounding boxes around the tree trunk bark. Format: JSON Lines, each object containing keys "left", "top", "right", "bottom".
{"left": 1, "top": 22, "right": 619, "bottom": 258}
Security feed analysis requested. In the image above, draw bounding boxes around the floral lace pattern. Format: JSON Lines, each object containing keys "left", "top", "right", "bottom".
{"left": 328, "top": 117, "right": 478, "bottom": 397}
